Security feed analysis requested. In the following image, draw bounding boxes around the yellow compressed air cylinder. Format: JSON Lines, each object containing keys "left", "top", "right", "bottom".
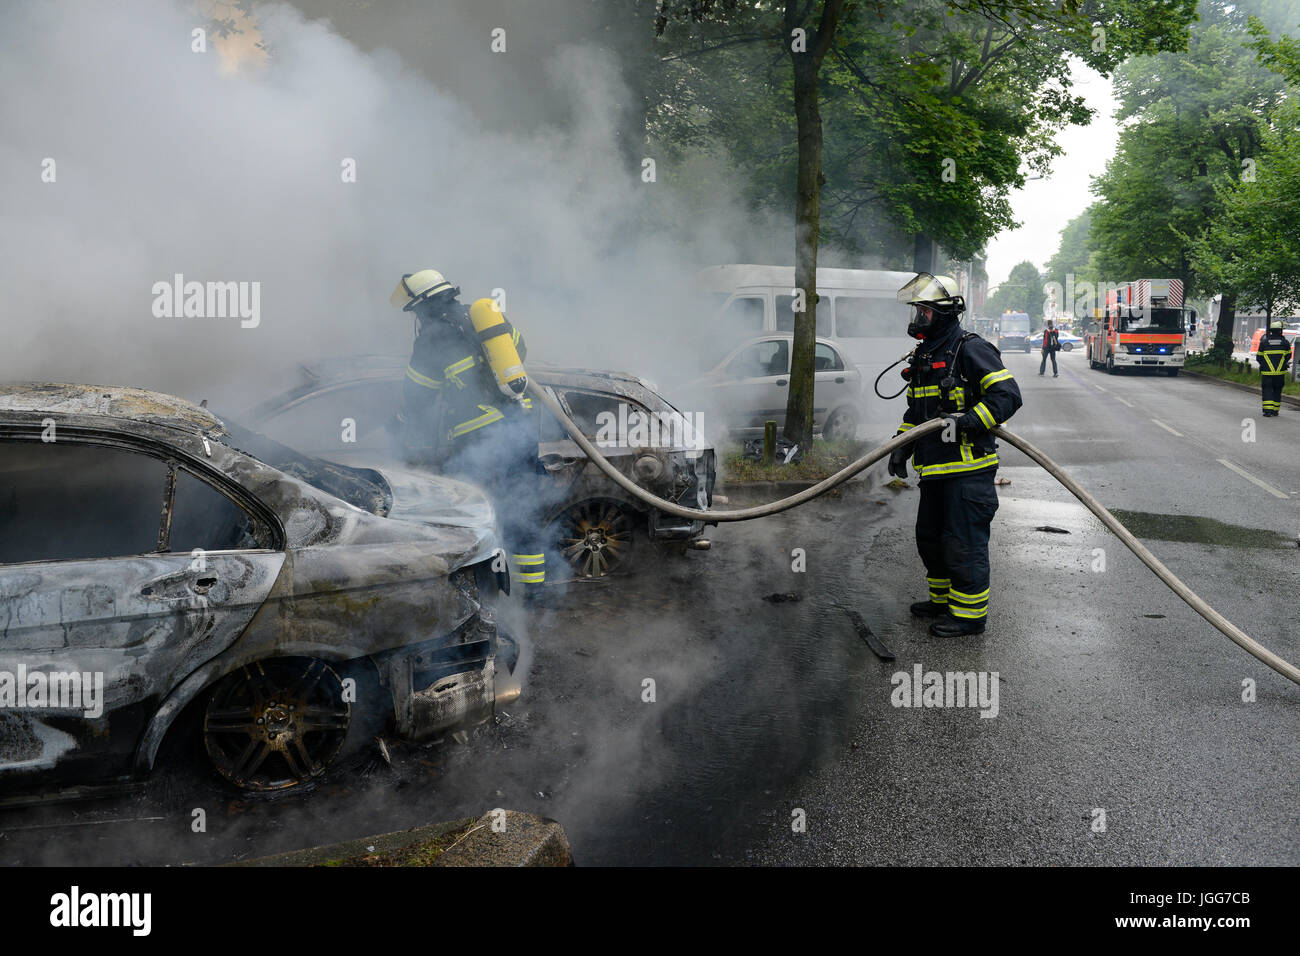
{"left": 469, "top": 298, "right": 527, "bottom": 397}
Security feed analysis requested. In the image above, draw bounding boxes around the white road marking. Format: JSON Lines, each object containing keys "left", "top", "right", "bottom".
{"left": 1217, "top": 459, "right": 1290, "bottom": 499}
{"left": 1112, "top": 394, "right": 1134, "bottom": 408}
{"left": 1150, "top": 419, "right": 1183, "bottom": 437}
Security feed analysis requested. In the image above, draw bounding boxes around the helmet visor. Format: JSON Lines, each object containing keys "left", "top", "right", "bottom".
{"left": 897, "top": 272, "right": 958, "bottom": 305}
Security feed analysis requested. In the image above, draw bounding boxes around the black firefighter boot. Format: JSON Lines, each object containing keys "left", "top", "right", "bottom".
{"left": 910, "top": 600, "right": 949, "bottom": 618}
{"left": 929, "top": 616, "right": 986, "bottom": 637}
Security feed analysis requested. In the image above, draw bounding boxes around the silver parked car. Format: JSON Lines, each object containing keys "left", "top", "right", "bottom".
{"left": 243, "top": 356, "right": 717, "bottom": 581}
{"left": 679, "top": 334, "right": 864, "bottom": 440}
{"left": 0, "top": 384, "right": 515, "bottom": 800}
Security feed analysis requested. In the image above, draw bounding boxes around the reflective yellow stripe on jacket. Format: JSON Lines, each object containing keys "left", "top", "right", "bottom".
{"left": 450, "top": 404, "right": 505, "bottom": 438}
{"left": 406, "top": 365, "right": 442, "bottom": 390}
{"left": 914, "top": 453, "right": 999, "bottom": 478}
{"left": 1260, "top": 348, "right": 1290, "bottom": 375}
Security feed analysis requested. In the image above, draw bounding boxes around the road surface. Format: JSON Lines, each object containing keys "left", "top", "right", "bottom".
{"left": 2, "top": 347, "right": 1296, "bottom": 866}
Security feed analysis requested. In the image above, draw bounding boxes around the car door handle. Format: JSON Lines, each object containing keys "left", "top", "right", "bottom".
{"left": 192, "top": 576, "right": 218, "bottom": 594}
{"left": 835, "top": 377, "right": 845, "bottom": 383}
{"left": 776, "top": 379, "right": 788, "bottom": 386}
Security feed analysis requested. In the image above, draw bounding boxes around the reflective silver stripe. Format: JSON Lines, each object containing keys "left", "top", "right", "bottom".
{"left": 980, "top": 369, "right": 1014, "bottom": 389}
{"left": 974, "top": 402, "right": 996, "bottom": 429}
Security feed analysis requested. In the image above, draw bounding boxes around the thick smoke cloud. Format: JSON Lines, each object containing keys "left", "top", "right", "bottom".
{"left": 0, "top": 0, "right": 773, "bottom": 411}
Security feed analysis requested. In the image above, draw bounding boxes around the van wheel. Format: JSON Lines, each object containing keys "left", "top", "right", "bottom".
{"left": 823, "top": 406, "right": 859, "bottom": 441}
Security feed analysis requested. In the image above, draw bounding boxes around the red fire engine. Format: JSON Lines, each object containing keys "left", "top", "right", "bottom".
{"left": 1086, "top": 278, "right": 1189, "bottom": 376}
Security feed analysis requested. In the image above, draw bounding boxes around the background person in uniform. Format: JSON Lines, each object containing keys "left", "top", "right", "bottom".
{"left": 1255, "top": 319, "right": 1291, "bottom": 417}
{"left": 1039, "top": 319, "right": 1060, "bottom": 377}
{"left": 887, "top": 273, "right": 1023, "bottom": 637}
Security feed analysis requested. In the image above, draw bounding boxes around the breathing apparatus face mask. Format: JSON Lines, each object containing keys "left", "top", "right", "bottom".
{"left": 898, "top": 272, "right": 964, "bottom": 340}
{"left": 412, "top": 289, "right": 461, "bottom": 326}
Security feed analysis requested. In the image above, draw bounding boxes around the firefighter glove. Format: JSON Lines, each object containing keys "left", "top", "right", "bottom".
{"left": 888, "top": 446, "right": 909, "bottom": 479}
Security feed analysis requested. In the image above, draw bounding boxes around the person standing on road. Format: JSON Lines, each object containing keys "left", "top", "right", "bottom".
{"left": 1256, "top": 319, "right": 1291, "bottom": 417}
{"left": 1039, "top": 319, "right": 1060, "bottom": 377}
{"left": 886, "top": 273, "right": 1023, "bottom": 637}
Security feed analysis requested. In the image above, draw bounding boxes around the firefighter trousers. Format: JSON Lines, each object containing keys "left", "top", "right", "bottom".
{"left": 1261, "top": 374, "right": 1284, "bottom": 415}
{"left": 442, "top": 413, "right": 547, "bottom": 589}
{"left": 916, "top": 470, "right": 999, "bottom": 622}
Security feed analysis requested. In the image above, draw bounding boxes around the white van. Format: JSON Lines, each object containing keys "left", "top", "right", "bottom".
{"left": 694, "top": 265, "right": 919, "bottom": 427}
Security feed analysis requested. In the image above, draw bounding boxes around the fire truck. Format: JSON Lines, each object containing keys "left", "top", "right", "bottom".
{"left": 1086, "top": 278, "right": 1190, "bottom": 376}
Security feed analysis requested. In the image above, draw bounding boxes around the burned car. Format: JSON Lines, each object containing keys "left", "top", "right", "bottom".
{"left": 245, "top": 356, "right": 717, "bottom": 580}
{"left": 0, "top": 384, "right": 516, "bottom": 800}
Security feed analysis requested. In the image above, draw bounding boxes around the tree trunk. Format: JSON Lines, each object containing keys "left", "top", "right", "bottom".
{"left": 1212, "top": 291, "right": 1236, "bottom": 364}
{"left": 783, "top": 53, "right": 824, "bottom": 446}
{"left": 912, "top": 234, "right": 935, "bottom": 274}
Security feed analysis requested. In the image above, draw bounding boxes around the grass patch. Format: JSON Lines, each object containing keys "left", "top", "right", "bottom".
{"left": 722, "top": 437, "right": 874, "bottom": 483}
{"left": 1184, "top": 354, "right": 1300, "bottom": 396}
{"left": 319, "top": 821, "right": 477, "bottom": 867}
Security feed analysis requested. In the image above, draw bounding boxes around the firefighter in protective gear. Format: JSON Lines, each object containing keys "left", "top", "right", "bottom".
{"left": 391, "top": 269, "right": 546, "bottom": 591}
{"left": 1256, "top": 320, "right": 1291, "bottom": 417}
{"left": 888, "top": 273, "right": 1023, "bottom": 636}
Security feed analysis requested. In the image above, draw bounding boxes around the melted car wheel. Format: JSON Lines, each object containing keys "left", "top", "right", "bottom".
{"left": 553, "top": 499, "right": 635, "bottom": 578}
{"left": 203, "top": 658, "right": 350, "bottom": 792}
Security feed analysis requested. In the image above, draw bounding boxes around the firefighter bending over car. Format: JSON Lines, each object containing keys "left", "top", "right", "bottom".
{"left": 1256, "top": 319, "right": 1291, "bottom": 417}
{"left": 390, "top": 269, "right": 546, "bottom": 592}
{"left": 887, "top": 273, "right": 1023, "bottom": 636}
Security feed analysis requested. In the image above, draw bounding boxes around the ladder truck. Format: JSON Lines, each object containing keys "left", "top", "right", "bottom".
{"left": 1086, "top": 278, "right": 1190, "bottom": 376}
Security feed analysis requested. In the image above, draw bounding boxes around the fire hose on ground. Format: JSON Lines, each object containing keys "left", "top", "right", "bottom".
{"left": 526, "top": 380, "right": 1300, "bottom": 687}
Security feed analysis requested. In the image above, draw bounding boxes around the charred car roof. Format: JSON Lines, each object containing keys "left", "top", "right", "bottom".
{"left": 0, "top": 383, "right": 226, "bottom": 436}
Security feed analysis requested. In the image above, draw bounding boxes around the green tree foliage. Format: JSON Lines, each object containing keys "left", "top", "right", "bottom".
{"left": 985, "top": 260, "right": 1043, "bottom": 319}
{"left": 1087, "top": 1, "right": 1287, "bottom": 355}
{"left": 1190, "top": 100, "right": 1300, "bottom": 337}
{"left": 1043, "top": 208, "right": 1097, "bottom": 293}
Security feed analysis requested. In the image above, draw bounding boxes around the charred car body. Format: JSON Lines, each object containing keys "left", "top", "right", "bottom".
{"left": 0, "top": 384, "right": 517, "bottom": 800}
{"left": 245, "top": 357, "right": 717, "bottom": 580}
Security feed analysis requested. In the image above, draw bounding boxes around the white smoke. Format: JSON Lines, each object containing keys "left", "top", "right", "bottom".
{"left": 0, "top": 0, "right": 770, "bottom": 411}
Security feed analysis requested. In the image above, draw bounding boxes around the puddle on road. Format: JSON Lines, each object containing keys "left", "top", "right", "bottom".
{"left": 1108, "top": 510, "right": 1292, "bottom": 550}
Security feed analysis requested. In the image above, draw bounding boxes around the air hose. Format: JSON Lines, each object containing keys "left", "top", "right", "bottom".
{"left": 527, "top": 380, "right": 1300, "bottom": 687}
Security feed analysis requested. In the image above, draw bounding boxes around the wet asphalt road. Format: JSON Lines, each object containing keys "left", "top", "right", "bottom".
{"left": 2, "top": 347, "right": 1297, "bottom": 865}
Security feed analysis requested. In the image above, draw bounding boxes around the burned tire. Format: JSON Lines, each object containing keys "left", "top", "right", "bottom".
{"left": 549, "top": 498, "right": 637, "bottom": 579}
{"left": 823, "top": 405, "right": 859, "bottom": 441}
{"left": 203, "top": 658, "right": 351, "bottom": 792}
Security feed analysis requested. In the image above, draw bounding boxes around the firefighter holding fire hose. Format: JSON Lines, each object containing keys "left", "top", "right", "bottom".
{"left": 887, "top": 274, "right": 1023, "bottom": 636}
{"left": 390, "top": 269, "right": 546, "bottom": 592}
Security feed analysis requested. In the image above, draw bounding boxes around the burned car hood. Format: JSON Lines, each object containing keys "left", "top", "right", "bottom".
{"left": 215, "top": 423, "right": 499, "bottom": 569}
